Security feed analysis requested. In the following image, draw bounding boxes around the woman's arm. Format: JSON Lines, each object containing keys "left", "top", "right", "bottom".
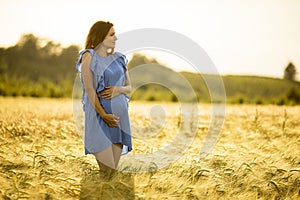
{"left": 121, "top": 71, "right": 132, "bottom": 95}
{"left": 100, "top": 70, "right": 132, "bottom": 100}
{"left": 81, "top": 52, "right": 119, "bottom": 127}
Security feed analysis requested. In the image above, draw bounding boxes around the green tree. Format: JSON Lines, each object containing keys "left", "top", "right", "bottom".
{"left": 18, "top": 34, "right": 39, "bottom": 60}
{"left": 284, "top": 62, "right": 297, "bottom": 81}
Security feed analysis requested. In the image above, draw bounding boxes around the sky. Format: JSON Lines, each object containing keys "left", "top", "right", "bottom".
{"left": 0, "top": 0, "right": 299, "bottom": 79}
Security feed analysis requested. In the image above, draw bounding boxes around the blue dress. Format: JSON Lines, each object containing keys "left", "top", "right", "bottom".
{"left": 76, "top": 49, "right": 132, "bottom": 155}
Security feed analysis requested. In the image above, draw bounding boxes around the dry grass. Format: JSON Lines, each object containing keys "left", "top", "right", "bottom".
{"left": 0, "top": 97, "right": 299, "bottom": 199}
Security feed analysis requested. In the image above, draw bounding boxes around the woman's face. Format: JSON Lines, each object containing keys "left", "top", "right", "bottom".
{"left": 102, "top": 27, "right": 117, "bottom": 49}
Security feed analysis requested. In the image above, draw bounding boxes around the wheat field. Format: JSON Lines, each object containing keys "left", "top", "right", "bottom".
{"left": 0, "top": 97, "right": 299, "bottom": 199}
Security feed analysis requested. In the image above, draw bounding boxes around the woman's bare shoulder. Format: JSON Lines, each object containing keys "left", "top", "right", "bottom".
{"left": 82, "top": 51, "right": 92, "bottom": 60}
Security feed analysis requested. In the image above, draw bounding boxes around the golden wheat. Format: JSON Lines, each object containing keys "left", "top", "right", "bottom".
{"left": 0, "top": 97, "right": 299, "bottom": 199}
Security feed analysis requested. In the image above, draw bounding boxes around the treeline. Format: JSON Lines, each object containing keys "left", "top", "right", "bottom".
{"left": 0, "top": 33, "right": 79, "bottom": 97}
{"left": 1, "top": 33, "right": 300, "bottom": 104}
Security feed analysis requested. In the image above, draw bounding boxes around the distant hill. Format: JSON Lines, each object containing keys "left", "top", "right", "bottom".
{"left": 222, "top": 75, "right": 300, "bottom": 104}
{"left": 0, "top": 33, "right": 299, "bottom": 104}
{"left": 128, "top": 53, "right": 300, "bottom": 104}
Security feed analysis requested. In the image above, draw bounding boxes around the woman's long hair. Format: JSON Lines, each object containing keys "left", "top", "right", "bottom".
{"left": 85, "top": 21, "right": 114, "bottom": 50}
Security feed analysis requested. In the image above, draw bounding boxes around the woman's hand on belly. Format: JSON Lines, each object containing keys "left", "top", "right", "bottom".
{"left": 102, "top": 113, "right": 120, "bottom": 127}
{"left": 100, "top": 84, "right": 131, "bottom": 100}
{"left": 100, "top": 86, "right": 121, "bottom": 100}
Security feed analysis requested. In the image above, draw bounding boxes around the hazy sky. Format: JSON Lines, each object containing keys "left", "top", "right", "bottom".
{"left": 0, "top": 0, "right": 299, "bottom": 79}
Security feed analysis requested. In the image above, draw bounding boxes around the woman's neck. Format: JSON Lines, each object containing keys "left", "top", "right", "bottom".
{"left": 94, "top": 45, "right": 108, "bottom": 57}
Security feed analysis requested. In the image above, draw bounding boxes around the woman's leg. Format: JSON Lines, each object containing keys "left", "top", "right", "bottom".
{"left": 94, "top": 143, "right": 122, "bottom": 170}
{"left": 94, "top": 145, "right": 116, "bottom": 169}
{"left": 111, "top": 143, "right": 122, "bottom": 168}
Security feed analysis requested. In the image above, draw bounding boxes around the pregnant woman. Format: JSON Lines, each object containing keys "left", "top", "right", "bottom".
{"left": 76, "top": 21, "right": 132, "bottom": 177}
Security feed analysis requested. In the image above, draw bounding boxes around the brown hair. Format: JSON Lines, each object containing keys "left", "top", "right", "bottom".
{"left": 85, "top": 21, "right": 114, "bottom": 49}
